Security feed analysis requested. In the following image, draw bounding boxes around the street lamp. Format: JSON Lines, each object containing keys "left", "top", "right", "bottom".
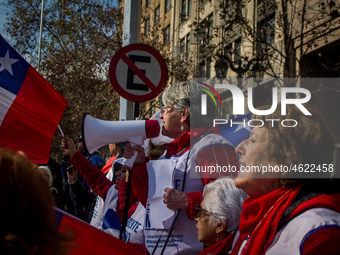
{"left": 215, "top": 57, "right": 229, "bottom": 78}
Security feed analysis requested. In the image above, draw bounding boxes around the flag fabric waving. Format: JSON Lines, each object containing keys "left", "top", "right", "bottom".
{"left": 54, "top": 208, "right": 141, "bottom": 255}
{"left": 216, "top": 113, "right": 252, "bottom": 148}
{"left": 0, "top": 34, "right": 67, "bottom": 164}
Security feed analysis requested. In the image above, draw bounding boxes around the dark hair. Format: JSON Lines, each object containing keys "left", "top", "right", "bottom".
{"left": 0, "top": 149, "right": 74, "bottom": 254}
{"left": 253, "top": 104, "right": 335, "bottom": 187}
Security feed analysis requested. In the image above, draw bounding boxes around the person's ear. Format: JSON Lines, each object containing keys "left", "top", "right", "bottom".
{"left": 181, "top": 107, "right": 189, "bottom": 122}
{"left": 216, "top": 220, "right": 227, "bottom": 235}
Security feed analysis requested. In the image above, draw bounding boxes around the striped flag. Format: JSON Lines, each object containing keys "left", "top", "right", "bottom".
{"left": 55, "top": 208, "right": 141, "bottom": 255}
{"left": 0, "top": 34, "right": 67, "bottom": 164}
{"left": 216, "top": 113, "right": 252, "bottom": 147}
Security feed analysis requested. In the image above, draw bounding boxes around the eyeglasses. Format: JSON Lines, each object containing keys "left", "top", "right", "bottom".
{"left": 161, "top": 106, "right": 185, "bottom": 115}
{"left": 160, "top": 106, "right": 174, "bottom": 114}
{"left": 194, "top": 205, "right": 221, "bottom": 220}
{"left": 194, "top": 205, "right": 209, "bottom": 219}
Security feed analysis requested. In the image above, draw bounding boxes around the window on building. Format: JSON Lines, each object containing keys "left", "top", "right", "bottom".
{"left": 164, "top": 25, "right": 170, "bottom": 43}
{"left": 154, "top": 5, "right": 160, "bottom": 24}
{"left": 257, "top": 15, "right": 275, "bottom": 51}
{"left": 145, "top": 18, "right": 150, "bottom": 35}
{"left": 180, "top": 38, "right": 185, "bottom": 55}
{"left": 224, "top": 43, "right": 232, "bottom": 59}
{"left": 257, "top": 0, "right": 275, "bottom": 52}
{"left": 182, "top": 0, "right": 187, "bottom": 17}
{"left": 165, "top": 0, "right": 171, "bottom": 13}
{"left": 199, "top": 14, "right": 213, "bottom": 50}
{"left": 207, "top": 14, "right": 213, "bottom": 38}
{"left": 198, "top": 59, "right": 211, "bottom": 78}
{"left": 234, "top": 38, "right": 241, "bottom": 63}
{"left": 237, "top": 0, "right": 242, "bottom": 14}
{"left": 146, "top": 0, "right": 151, "bottom": 7}
{"left": 186, "top": 35, "right": 190, "bottom": 58}
{"left": 181, "top": 0, "right": 192, "bottom": 21}
{"left": 206, "top": 59, "right": 211, "bottom": 78}
{"left": 199, "top": 61, "right": 206, "bottom": 78}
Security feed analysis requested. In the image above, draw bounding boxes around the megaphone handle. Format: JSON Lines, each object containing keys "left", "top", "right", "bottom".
{"left": 125, "top": 151, "right": 138, "bottom": 169}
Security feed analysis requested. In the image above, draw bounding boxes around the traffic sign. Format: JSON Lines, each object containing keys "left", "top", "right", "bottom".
{"left": 109, "top": 43, "right": 168, "bottom": 102}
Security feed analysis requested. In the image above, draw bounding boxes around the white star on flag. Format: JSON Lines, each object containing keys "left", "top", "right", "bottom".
{"left": 234, "top": 117, "right": 252, "bottom": 133}
{"left": 0, "top": 50, "right": 19, "bottom": 75}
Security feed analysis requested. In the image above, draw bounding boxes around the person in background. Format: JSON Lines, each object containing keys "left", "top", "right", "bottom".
{"left": 101, "top": 143, "right": 125, "bottom": 175}
{"left": 0, "top": 148, "right": 73, "bottom": 254}
{"left": 38, "top": 165, "right": 58, "bottom": 197}
{"left": 66, "top": 136, "right": 106, "bottom": 206}
{"left": 230, "top": 104, "right": 340, "bottom": 255}
{"left": 66, "top": 165, "right": 96, "bottom": 223}
{"left": 75, "top": 135, "right": 105, "bottom": 169}
{"left": 60, "top": 153, "right": 71, "bottom": 182}
{"left": 48, "top": 161, "right": 65, "bottom": 210}
{"left": 61, "top": 137, "right": 147, "bottom": 254}
{"left": 195, "top": 177, "right": 247, "bottom": 255}
{"left": 90, "top": 142, "right": 126, "bottom": 228}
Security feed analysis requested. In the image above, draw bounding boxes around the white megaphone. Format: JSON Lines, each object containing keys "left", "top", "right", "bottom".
{"left": 81, "top": 113, "right": 160, "bottom": 168}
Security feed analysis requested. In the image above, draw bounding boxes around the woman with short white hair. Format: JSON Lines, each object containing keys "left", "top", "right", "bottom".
{"left": 195, "top": 177, "right": 247, "bottom": 255}
{"left": 38, "top": 165, "right": 58, "bottom": 195}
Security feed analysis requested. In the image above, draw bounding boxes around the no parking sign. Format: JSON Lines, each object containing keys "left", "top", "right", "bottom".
{"left": 109, "top": 44, "right": 168, "bottom": 102}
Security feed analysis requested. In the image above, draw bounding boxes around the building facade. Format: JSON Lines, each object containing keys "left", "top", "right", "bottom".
{"left": 126, "top": 0, "right": 340, "bottom": 144}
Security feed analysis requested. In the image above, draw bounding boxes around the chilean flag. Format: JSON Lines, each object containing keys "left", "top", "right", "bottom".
{"left": 0, "top": 34, "right": 67, "bottom": 164}
{"left": 215, "top": 113, "right": 252, "bottom": 147}
{"left": 55, "top": 208, "right": 142, "bottom": 255}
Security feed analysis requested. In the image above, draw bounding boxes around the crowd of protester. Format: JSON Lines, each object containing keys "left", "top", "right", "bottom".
{"left": 2, "top": 81, "right": 340, "bottom": 254}
{"left": 31, "top": 136, "right": 108, "bottom": 224}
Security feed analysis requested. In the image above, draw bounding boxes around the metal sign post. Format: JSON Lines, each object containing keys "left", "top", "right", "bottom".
{"left": 120, "top": 0, "right": 141, "bottom": 120}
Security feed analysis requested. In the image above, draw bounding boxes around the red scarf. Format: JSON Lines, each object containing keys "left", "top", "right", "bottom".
{"left": 199, "top": 234, "right": 235, "bottom": 255}
{"left": 231, "top": 186, "right": 302, "bottom": 255}
{"left": 163, "top": 127, "right": 211, "bottom": 157}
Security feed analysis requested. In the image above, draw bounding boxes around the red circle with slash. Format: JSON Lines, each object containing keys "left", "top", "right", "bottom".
{"left": 109, "top": 43, "right": 168, "bottom": 102}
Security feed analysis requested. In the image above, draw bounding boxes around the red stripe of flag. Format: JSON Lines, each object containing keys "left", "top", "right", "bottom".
{"left": 0, "top": 35, "right": 67, "bottom": 164}
{"left": 55, "top": 208, "right": 142, "bottom": 255}
{"left": 0, "top": 67, "right": 67, "bottom": 164}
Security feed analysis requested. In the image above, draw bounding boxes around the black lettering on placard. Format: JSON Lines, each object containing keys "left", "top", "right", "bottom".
{"left": 127, "top": 54, "right": 150, "bottom": 91}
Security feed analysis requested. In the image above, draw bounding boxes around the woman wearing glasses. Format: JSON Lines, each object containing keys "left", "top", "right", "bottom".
{"left": 124, "top": 82, "right": 240, "bottom": 254}
{"left": 195, "top": 177, "right": 247, "bottom": 255}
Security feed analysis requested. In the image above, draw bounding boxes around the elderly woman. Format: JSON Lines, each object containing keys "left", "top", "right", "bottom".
{"left": 38, "top": 165, "right": 58, "bottom": 196}
{"left": 124, "top": 82, "right": 239, "bottom": 254}
{"left": 195, "top": 177, "right": 247, "bottom": 255}
{"left": 230, "top": 104, "right": 340, "bottom": 255}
